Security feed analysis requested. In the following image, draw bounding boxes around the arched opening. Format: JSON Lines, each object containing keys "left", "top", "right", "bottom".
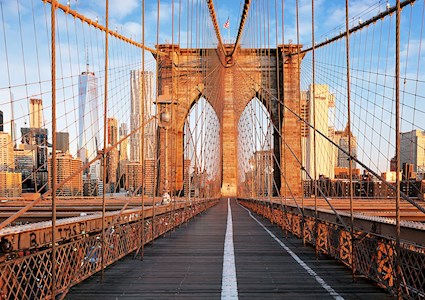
{"left": 238, "top": 97, "right": 274, "bottom": 198}
{"left": 183, "top": 97, "right": 221, "bottom": 198}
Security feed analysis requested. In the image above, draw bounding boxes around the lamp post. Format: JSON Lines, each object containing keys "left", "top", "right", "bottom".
{"left": 161, "top": 109, "right": 170, "bottom": 194}
{"left": 265, "top": 165, "right": 274, "bottom": 198}
{"left": 156, "top": 93, "right": 176, "bottom": 197}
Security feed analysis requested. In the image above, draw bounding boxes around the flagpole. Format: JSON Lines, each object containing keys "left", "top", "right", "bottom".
{"left": 223, "top": 17, "right": 230, "bottom": 44}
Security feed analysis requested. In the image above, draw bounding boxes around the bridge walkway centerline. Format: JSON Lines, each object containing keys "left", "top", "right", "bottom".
{"left": 66, "top": 199, "right": 391, "bottom": 299}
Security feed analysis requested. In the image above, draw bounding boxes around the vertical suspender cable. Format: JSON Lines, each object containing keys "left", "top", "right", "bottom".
{"left": 259, "top": 1, "right": 263, "bottom": 194}
{"left": 185, "top": 0, "right": 190, "bottom": 223}
{"left": 140, "top": 0, "right": 146, "bottom": 259}
{"left": 101, "top": 0, "right": 109, "bottom": 281}
{"left": 311, "top": 0, "right": 318, "bottom": 246}
{"left": 344, "top": 0, "right": 356, "bottom": 280}
{"left": 267, "top": 0, "right": 273, "bottom": 216}
{"left": 310, "top": 0, "right": 318, "bottom": 256}
{"left": 153, "top": 0, "right": 160, "bottom": 240}
{"left": 170, "top": 0, "right": 176, "bottom": 233}
{"left": 395, "top": 0, "right": 402, "bottom": 298}
{"left": 275, "top": 0, "right": 283, "bottom": 229}
{"left": 295, "top": 0, "right": 305, "bottom": 240}
{"left": 282, "top": 0, "right": 287, "bottom": 236}
{"left": 50, "top": 0, "right": 57, "bottom": 297}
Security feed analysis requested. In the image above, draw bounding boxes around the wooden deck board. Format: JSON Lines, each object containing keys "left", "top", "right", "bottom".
{"left": 66, "top": 199, "right": 392, "bottom": 299}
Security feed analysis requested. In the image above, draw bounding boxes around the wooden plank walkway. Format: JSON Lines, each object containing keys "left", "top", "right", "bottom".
{"left": 66, "top": 199, "right": 391, "bottom": 299}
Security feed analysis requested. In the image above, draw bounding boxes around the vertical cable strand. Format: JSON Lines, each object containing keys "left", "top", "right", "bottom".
{"left": 50, "top": 0, "right": 57, "bottom": 297}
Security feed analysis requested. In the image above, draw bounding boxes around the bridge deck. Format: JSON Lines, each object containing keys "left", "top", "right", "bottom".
{"left": 66, "top": 199, "right": 391, "bottom": 299}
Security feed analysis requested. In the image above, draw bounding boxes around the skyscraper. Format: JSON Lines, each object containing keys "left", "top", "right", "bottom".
{"left": 56, "top": 132, "right": 70, "bottom": 153}
{"left": 130, "top": 70, "right": 142, "bottom": 163}
{"left": 78, "top": 68, "right": 100, "bottom": 178}
{"left": 14, "top": 146, "right": 35, "bottom": 192}
{"left": 48, "top": 152, "right": 83, "bottom": 196}
{"left": 130, "top": 70, "right": 155, "bottom": 162}
{"left": 20, "top": 127, "right": 48, "bottom": 172}
{"left": 334, "top": 124, "right": 357, "bottom": 169}
{"left": 125, "top": 162, "right": 143, "bottom": 194}
{"left": 107, "top": 118, "right": 118, "bottom": 145}
{"left": 119, "top": 123, "right": 128, "bottom": 161}
{"left": 29, "top": 98, "right": 43, "bottom": 128}
{"left": 0, "top": 172, "right": 22, "bottom": 197}
{"left": 117, "top": 123, "right": 128, "bottom": 191}
{"left": 303, "top": 84, "right": 335, "bottom": 179}
{"left": 0, "top": 132, "right": 14, "bottom": 171}
{"left": 143, "top": 71, "right": 156, "bottom": 161}
{"left": 400, "top": 130, "right": 425, "bottom": 173}
{"left": 107, "top": 118, "right": 119, "bottom": 189}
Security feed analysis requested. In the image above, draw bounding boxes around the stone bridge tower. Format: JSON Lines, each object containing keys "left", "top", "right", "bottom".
{"left": 156, "top": 44, "right": 304, "bottom": 198}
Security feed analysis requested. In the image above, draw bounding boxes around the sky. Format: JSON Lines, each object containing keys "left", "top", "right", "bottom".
{"left": 0, "top": 0, "right": 424, "bottom": 177}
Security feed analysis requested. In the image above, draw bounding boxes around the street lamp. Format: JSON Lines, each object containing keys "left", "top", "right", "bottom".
{"left": 265, "top": 165, "right": 274, "bottom": 198}
{"left": 155, "top": 92, "right": 176, "bottom": 198}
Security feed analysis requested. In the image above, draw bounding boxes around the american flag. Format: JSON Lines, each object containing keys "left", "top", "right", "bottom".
{"left": 223, "top": 17, "right": 230, "bottom": 29}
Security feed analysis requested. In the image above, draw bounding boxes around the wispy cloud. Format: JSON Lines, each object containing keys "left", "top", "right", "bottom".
{"left": 110, "top": 0, "right": 139, "bottom": 19}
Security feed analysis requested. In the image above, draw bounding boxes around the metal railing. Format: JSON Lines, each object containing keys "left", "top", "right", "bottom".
{"left": 239, "top": 199, "right": 425, "bottom": 299}
{"left": 0, "top": 198, "right": 219, "bottom": 300}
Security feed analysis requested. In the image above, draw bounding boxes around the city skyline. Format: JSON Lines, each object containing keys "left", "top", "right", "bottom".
{"left": 1, "top": 0, "right": 425, "bottom": 197}
{"left": 5, "top": 91, "right": 424, "bottom": 198}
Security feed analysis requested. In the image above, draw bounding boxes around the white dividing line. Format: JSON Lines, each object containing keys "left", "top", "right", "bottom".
{"left": 221, "top": 198, "right": 239, "bottom": 300}
{"left": 238, "top": 203, "right": 345, "bottom": 300}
